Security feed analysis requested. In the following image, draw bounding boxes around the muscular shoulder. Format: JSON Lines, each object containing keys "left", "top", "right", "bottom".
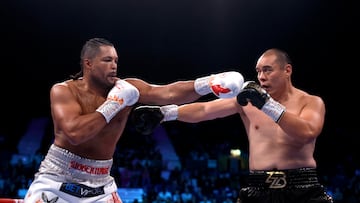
{"left": 296, "top": 88, "right": 322, "bottom": 101}
{"left": 51, "top": 81, "right": 68, "bottom": 93}
{"left": 294, "top": 88, "right": 325, "bottom": 110}
{"left": 51, "top": 79, "right": 80, "bottom": 99}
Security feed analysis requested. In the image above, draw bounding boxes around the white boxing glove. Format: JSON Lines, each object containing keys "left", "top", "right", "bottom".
{"left": 97, "top": 80, "right": 140, "bottom": 123}
{"left": 194, "top": 71, "right": 244, "bottom": 98}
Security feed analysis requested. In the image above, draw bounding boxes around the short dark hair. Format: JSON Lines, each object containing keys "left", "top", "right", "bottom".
{"left": 272, "top": 48, "right": 292, "bottom": 66}
{"left": 70, "top": 38, "right": 114, "bottom": 79}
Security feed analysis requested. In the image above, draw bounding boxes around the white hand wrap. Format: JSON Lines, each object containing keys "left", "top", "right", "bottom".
{"left": 160, "top": 104, "right": 179, "bottom": 122}
{"left": 261, "top": 98, "right": 286, "bottom": 123}
{"left": 194, "top": 71, "right": 244, "bottom": 98}
{"left": 97, "top": 80, "right": 139, "bottom": 123}
{"left": 194, "top": 75, "right": 212, "bottom": 95}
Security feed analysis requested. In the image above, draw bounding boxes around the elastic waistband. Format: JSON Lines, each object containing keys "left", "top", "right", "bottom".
{"left": 40, "top": 144, "right": 113, "bottom": 182}
{"left": 247, "top": 168, "right": 320, "bottom": 189}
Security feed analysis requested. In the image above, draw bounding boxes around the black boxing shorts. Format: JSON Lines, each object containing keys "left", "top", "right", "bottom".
{"left": 237, "top": 168, "right": 334, "bottom": 203}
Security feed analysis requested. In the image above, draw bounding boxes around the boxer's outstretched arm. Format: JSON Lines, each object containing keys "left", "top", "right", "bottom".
{"left": 130, "top": 98, "right": 239, "bottom": 135}
{"left": 126, "top": 71, "right": 244, "bottom": 105}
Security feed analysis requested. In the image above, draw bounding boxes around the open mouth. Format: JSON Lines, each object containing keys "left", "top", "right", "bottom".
{"left": 109, "top": 72, "right": 117, "bottom": 77}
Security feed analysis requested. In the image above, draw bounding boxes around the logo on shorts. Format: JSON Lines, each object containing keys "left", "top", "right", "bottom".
{"left": 60, "top": 183, "right": 105, "bottom": 198}
{"left": 40, "top": 192, "right": 59, "bottom": 203}
{"left": 265, "top": 171, "right": 287, "bottom": 189}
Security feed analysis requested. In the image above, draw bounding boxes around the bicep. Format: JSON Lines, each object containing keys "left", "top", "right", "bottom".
{"left": 50, "top": 85, "right": 82, "bottom": 129}
{"left": 282, "top": 96, "right": 326, "bottom": 140}
{"left": 300, "top": 96, "right": 325, "bottom": 131}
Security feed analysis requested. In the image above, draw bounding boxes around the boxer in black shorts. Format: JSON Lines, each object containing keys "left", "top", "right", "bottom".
{"left": 131, "top": 48, "right": 334, "bottom": 203}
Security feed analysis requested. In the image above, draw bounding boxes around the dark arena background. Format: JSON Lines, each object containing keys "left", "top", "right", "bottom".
{"left": 0, "top": 0, "right": 358, "bottom": 202}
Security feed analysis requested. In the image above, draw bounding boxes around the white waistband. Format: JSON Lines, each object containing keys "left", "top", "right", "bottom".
{"left": 38, "top": 144, "right": 113, "bottom": 184}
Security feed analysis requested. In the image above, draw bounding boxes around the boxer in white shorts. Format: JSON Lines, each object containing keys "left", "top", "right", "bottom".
{"left": 24, "top": 37, "right": 244, "bottom": 203}
{"left": 24, "top": 144, "right": 121, "bottom": 203}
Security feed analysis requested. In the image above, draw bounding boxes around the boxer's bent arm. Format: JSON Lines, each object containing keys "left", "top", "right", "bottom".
{"left": 50, "top": 83, "right": 108, "bottom": 145}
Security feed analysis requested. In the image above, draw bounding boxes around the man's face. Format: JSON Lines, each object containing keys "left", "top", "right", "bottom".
{"left": 89, "top": 46, "right": 119, "bottom": 87}
{"left": 255, "top": 54, "right": 287, "bottom": 95}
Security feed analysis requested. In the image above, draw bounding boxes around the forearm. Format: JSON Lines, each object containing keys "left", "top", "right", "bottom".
{"left": 178, "top": 99, "right": 238, "bottom": 123}
{"left": 278, "top": 112, "right": 323, "bottom": 141}
{"left": 57, "top": 113, "right": 107, "bottom": 145}
{"left": 161, "top": 81, "right": 201, "bottom": 105}
{"left": 130, "top": 79, "right": 200, "bottom": 105}
{"left": 177, "top": 104, "right": 208, "bottom": 123}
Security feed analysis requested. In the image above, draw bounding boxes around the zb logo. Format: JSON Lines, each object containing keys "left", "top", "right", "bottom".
{"left": 265, "top": 171, "right": 287, "bottom": 189}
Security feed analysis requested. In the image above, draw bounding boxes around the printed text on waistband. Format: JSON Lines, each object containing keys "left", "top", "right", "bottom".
{"left": 70, "top": 161, "right": 110, "bottom": 175}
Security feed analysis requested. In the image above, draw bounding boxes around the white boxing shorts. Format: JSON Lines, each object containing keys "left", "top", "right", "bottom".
{"left": 24, "top": 144, "right": 122, "bottom": 203}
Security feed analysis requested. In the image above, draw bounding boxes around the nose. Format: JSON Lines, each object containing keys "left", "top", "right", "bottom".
{"left": 111, "top": 61, "right": 117, "bottom": 70}
{"left": 257, "top": 71, "right": 266, "bottom": 82}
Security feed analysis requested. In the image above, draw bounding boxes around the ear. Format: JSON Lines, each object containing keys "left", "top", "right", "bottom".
{"left": 84, "top": 59, "right": 92, "bottom": 67}
{"left": 285, "top": 64, "right": 292, "bottom": 76}
{"left": 83, "top": 59, "right": 93, "bottom": 73}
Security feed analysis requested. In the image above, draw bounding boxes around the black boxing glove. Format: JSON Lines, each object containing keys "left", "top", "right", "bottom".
{"left": 237, "top": 81, "right": 286, "bottom": 123}
{"left": 130, "top": 105, "right": 178, "bottom": 135}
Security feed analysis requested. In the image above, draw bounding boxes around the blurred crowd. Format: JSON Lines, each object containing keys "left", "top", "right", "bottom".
{"left": 0, "top": 120, "right": 359, "bottom": 203}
